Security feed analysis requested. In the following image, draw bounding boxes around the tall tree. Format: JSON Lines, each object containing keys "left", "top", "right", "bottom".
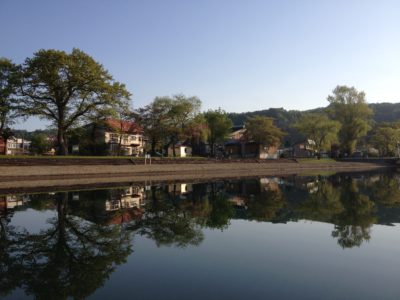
{"left": 29, "top": 133, "right": 51, "bottom": 154}
{"left": 18, "top": 48, "right": 131, "bottom": 155}
{"left": 0, "top": 58, "right": 19, "bottom": 133}
{"left": 327, "top": 85, "right": 373, "bottom": 155}
{"left": 370, "top": 123, "right": 400, "bottom": 156}
{"left": 203, "top": 109, "right": 232, "bottom": 156}
{"left": 244, "top": 115, "right": 285, "bottom": 154}
{"left": 137, "top": 97, "right": 173, "bottom": 155}
{"left": 293, "top": 113, "right": 341, "bottom": 153}
{"left": 166, "top": 94, "right": 201, "bottom": 156}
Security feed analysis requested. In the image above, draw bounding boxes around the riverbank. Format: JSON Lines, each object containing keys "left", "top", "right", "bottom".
{"left": 0, "top": 159, "right": 393, "bottom": 193}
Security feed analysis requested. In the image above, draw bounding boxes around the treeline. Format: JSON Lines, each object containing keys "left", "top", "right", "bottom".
{"left": 0, "top": 48, "right": 284, "bottom": 156}
{"left": 1, "top": 48, "right": 398, "bottom": 156}
{"left": 230, "top": 94, "right": 400, "bottom": 156}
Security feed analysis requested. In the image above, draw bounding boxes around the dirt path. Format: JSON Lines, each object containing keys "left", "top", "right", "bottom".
{"left": 0, "top": 161, "right": 392, "bottom": 193}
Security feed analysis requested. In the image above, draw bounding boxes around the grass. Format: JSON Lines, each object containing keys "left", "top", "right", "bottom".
{"left": 297, "top": 158, "right": 336, "bottom": 164}
{"left": 0, "top": 155, "right": 207, "bottom": 160}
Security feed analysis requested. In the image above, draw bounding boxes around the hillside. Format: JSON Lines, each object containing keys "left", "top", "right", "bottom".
{"left": 228, "top": 102, "right": 400, "bottom": 145}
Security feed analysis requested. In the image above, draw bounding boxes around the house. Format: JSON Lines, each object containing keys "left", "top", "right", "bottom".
{"left": 4, "top": 137, "right": 31, "bottom": 155}
{"left": 168, "top": 142, "right": 192, "bottom": 157}
{"left": 84, "top": 118, "right": 145, "bottom": 156}
{"left": 105, "top": 186, "right": 145, "bottom": 211}
{"left": 224, "top": 125, "right": 279, "bottom": 159}
{"left": 292, "top": 139, "right": 316, "bottom": 158}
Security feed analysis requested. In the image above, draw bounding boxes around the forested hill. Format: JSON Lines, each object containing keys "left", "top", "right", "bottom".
{"left": 228, "top": 102, "right": 400, "bottom": 145}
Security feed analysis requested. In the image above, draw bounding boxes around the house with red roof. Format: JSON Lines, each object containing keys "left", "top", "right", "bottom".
{"left": 84, "top": 118, "right": 145, "bottom": 156}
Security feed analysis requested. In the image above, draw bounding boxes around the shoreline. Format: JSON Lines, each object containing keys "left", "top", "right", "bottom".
{"left": 0, "top": 161, "right": 394, "bottom": 194}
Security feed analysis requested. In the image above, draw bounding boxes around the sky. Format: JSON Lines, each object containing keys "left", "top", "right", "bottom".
{"left": 1, "top": 0, "right": 400, "bottom": 130}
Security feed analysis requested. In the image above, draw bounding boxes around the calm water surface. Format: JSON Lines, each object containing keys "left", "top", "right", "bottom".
{"left": 1, "top": 171, "right": 400, "bottom": 299}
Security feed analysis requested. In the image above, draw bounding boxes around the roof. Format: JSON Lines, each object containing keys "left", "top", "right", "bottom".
{"left": 293, "top": 139, "right": 316, "bottom": 146}
{"left": 104, "top": 118, "right": 142, "bottom": 134}
{"left": 231, "top": 125, "right": 245, "bottom": 132}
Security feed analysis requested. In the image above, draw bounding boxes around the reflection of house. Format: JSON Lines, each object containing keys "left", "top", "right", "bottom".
{"left": 292, "top": 176, "right": 319, "bottom": 193}
{"left": 228, "top": 196, "right": 247, "bottom": 207}
{"left": 2, "top": 137, "right": 31, "bottom": 155}
{"left": 225, "top": 125, "right": 279, "bottom": 159}
{"left": 105, "top": 186, "right": 145, "bottom": 211}
{"left": 259, "top": 177, "right": 280, "bottom": 191}
{"left": 168, "top": 142, "right": 192, "bottom": 157}
{"left": 86, "top": 119, "right": 145, "bottom": 156}
{"left": 292, "top": 140, "right": 316, "bottom": 157}
{"left": 168, "top": 183, "right": 192, "bottom": 195}
{"left": 0, "top": 195, "right": 30, "bottom": 212}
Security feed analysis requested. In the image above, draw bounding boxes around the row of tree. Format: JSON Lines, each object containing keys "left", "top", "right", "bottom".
{"left": 1, "top": 48, "right": 397, "bottom": 156}
{"left": 293, "top": 85, "right": 400, "bottom": 156}
{"left": 1, "top": 48, "right": 285, "bottom": 156}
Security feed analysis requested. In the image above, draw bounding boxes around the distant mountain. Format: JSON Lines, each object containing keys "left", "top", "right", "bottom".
{"left": 369, "top": 103, "right": 400, "bottom": 123}
{"left": 228, "top": 102, "right": 400, "bottom": 145}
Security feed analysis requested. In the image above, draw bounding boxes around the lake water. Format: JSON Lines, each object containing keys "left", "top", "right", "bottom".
{"left": 1, "top": 170, "right": 400, "bottom": 299}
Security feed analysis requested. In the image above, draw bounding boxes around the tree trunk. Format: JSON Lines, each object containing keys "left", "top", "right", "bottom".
{"left": 57, "top": 127, "right": 68, "bottom": 155}
{"left": 3, "top": 137, "right": 9, "bottom": 155}
{"left": 151, "top": 138, "right": 156, "bottom": 156}
{"left": 210, "top": 140, "right": 215, "bottom": 156}
{"left": 172, "top": 143, "right": 176, "bottom": 157}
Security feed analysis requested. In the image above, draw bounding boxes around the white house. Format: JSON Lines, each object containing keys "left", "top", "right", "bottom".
{"left": 168, "top": 142, "right": 192, "bottom": 157}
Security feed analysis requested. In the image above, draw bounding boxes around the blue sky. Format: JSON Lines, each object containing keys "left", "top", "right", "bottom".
{"left": 1, "top": 0, "right": 399, "bottom": 130}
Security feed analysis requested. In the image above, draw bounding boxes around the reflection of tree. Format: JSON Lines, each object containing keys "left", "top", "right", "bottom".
{"left": 206, "top": 194, "right": 234, "bottom": 230}
{"left": 138, "top": 186, "right": 204, "bottom": 247}
{"left": 368, "top": 175, "right": 400, "bottom": 207}
{"left": 0, "top": 200, "right": 17, "bottom": 297}
{"left": 0, "top": 192, "right": 132, "bottom": 299}
{"left": 246, "top": 189, "right": 285, "bottom": 222}
{"left": 331, "top": 180, "right": 376, "bottom": 249}
{"left": 297, "top": 180, "right": 344, "bottom": 222}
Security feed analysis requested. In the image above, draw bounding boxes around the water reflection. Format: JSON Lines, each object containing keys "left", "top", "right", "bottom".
{"left": 1, "top": 171, "right": 400, "bottom": 299}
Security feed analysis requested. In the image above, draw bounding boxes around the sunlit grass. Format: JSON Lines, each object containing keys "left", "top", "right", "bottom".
{"left": 297, "top": 158, "right": 336, "bottom": 164}
{"left": 0, "top": 155, "right": 207, "bottom": 160}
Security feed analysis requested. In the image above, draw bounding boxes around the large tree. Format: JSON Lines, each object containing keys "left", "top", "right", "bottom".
{"left": 244, "top": 115, "right": 285, "bottom": 153}
{"left": 137, "top": 97, "right": 173, "bottom": 155}
{"left": 166, "top": 94, "right": 201, "bottom": 156}
{"left": 18, "top": 48, "right": 131, "bottom": 155}
{"left": 327, "top": 85, "right": 373, "bottom": 155}
{"left": 293, "top": 113, "right": 341, "bottom": 153}
{"left": 203, "top": 109, "right": 232, "bottom": 156}
{"left": 370, "top": 123, "right": 400, "bottom": 156}
{"left": 138, "top": 94, "right": 201, "bottom": 157}
{"left": 0, "top": 58, "right": 19, "bottom": 132}
{"left": 0, "top": 58, "right": 20, "bottom": 152}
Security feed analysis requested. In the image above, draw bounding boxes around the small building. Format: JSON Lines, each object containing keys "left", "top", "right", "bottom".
{"left": 84, "top": 118, "right": 145, "bottom": 156}
{"left": 292, "top": 139, "right": 316, "bottom": 158}
{"left": 168, "top": 142, "right": 192, "bottom": 157}
{"left": 225, "top": 140, "right": 279, "bottom": 159}
{"left": 5, "top": 137, "right": 31, "bottom": 155}
{"left": 224, "top": 125, "right": 279, "bottom": 159}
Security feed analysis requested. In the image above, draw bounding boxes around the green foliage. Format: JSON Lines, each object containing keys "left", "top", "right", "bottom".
{"left": 293, "top": 113, "right": 341, "bottom": 152}
{"left": 137, "top": 97, "right": 175, "bottom": 155}
{"left": 18, "top": 48, "right": 131, "bottom": 155}
{"left": 138, "top": 94, "right": 201, "bottom": 156}
{"left": 369, "top": 123, "right": 400, "bottom": 156}
{"left": 327, "top": 85, "right": 373, "bottom": 154}
{"left": 244, "top": 115, "right": 285, "bottom": 147}
{"left": 29, "top": 133, "right": 51, "bottom": 154}
{"left": 0, "top": 58, "right": 20, "bottom": 133}
{"left": 203, "top": 109, "right": 232, "bottom": 155}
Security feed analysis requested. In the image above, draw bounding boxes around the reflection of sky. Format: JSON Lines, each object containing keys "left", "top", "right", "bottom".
{"left": 10, "top": 209, "right": 55, "bottom": 234}
{"left": 89, "top": 220, "right": 400, "bottom": 300}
